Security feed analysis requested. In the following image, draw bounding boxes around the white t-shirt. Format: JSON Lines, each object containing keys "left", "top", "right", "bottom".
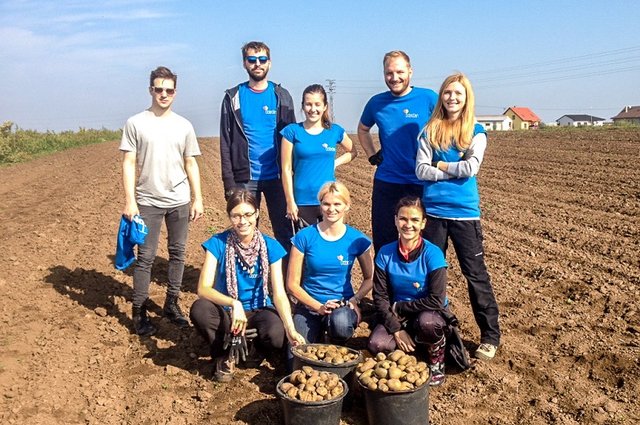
{"left": 120, "top": 110, "right": 201, "bottom": 208}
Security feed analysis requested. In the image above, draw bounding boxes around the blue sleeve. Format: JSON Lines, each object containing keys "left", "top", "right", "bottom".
{"left": 473, "top": 122, "right": 486, "bottom": 136}
{"left": 281, "top": 123, "right": 297, "bottom": 141}
{"left": 332, "top": 123, "right": 345, "bottom": 143}
{"left": 374, "top": 248, "right": 389, "bottom": 270}
{"left": 360, "top": 98, "right": 375, "bottom": 127}
{"left": 356, "top": 236, "right": 372, "bottom": 256}
{"left": 202, "top": 234, "right": 225, "bottom": 261}
{"left": 291, "top": 228, "right": 308, "bottom": 253}
{"left": 265, "top": 236, "right": 287, "bottom": 264}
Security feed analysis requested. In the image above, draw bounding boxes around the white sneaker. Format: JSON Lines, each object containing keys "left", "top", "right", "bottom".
{"left": 474, "top": 343, "right": 497, "bottom": 361}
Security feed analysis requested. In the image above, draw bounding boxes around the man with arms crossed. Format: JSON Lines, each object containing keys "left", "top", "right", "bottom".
{"left": 358, "top": 51, "right": 438, "bottom": 252}
{"left": 121, "top": 66, "right": 204, "bottom": 336}
{"left": 220, "top": 41, "right": 295, "bottom": 250}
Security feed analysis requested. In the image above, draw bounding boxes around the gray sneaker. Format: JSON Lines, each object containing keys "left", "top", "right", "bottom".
{"left": 474, "top": 343, "right": 497, "bottom": 361}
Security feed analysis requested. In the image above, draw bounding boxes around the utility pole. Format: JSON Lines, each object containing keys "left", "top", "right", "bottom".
{"left": 326, "top": 79, "right": 336, "bottom": 122}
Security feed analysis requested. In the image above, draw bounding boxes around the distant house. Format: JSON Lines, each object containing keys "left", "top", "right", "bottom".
{"left": 556, "top": 114, "right": 606, "bottom": 127}
{"left": 611, "top": 106, "right": 640, "bottom": 125}
{"left": 503, "top": 106, "right": 541, "bottom": 130}
{"left": 476, "top": 115, "right": 512, "bottom": 131}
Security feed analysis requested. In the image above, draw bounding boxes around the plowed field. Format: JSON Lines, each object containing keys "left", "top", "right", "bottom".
{"left": 1, "top": 127, "right": 638, "bottom": 424}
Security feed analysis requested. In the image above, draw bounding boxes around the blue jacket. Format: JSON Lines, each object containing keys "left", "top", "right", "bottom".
{"left": 115, "top": 215, "right": 148, "bottom": 270}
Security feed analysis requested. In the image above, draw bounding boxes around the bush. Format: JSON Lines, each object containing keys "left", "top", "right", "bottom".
{"left": 0, "top": 122, "right": 121, "bottom": 165}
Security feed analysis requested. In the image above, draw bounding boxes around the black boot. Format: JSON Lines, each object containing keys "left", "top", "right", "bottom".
{"left": 132, "top": 302, "right": 157, "bottom": 336}
{"left": 163, "top": 294, "right": 189, "bottom": 328}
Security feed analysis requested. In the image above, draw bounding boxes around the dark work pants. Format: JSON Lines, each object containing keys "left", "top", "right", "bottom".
{"left": 239, "top": 179, "right": 293, "bottom": 252}
{"left": 189, "top": 298, "right": 286, "bottom": 359}
{"left": 371, "top": 179, "right": 423, "bottom": 253}
{"left": 423, "top": 217, "right": 501, "bottom": 346}
{"left": 132, "top": 203, "right": 190, "bottom": 308}
{"left": 367, "top": 310, "right": 447, "bottom": 354}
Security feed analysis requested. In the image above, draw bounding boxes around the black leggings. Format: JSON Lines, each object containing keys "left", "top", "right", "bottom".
{"left": 190, "top": 298, "right": 286, "bottom": 359}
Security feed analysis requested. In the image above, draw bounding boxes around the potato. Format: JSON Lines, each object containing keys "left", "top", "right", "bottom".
{"left": 286, "top": 387, "right": 298, "bottom": 398}
{"left": 388, "top": 350, "right": 404, "bottom": 362}
{"left": 357, "top": 352, "right": 429, "bottom": 392}
{"left": 374, "top": 367, "right": 388, "bottom": 379}
{"left": 281, "top": 382, "right": 294, "bottom": 392}
{"left": 387, "top": 378, "right": 402, "bottom": 392}
{"left": 388, "top": 366, "right": 402, "bottom": 379}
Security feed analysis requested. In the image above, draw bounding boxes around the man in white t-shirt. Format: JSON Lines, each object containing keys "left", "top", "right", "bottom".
{"left": 120, "top": 66, "right": 204, "bottom": 336}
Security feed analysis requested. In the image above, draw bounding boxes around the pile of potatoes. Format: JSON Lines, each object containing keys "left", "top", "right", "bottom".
{"left": 356, "top": 350, "right": 429, "bottom": 392}
{"left": 293, "top": 344, "right": 360, "bottom": 364}
{"left": 279, "top": 366, "right": 345, "bottom": 402}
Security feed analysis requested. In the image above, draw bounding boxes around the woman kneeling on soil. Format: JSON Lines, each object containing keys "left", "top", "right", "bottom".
{"left": 368, "top": 196, "right": 449, "bottom": 386}
{"left": 190, "top": 190, "right": 305, "bottom": 382}
{"left": 287, "top": 181, "right": 374, "bottom": 345}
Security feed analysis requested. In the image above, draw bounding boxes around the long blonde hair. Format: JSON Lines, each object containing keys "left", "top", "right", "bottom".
{"left": 424, "top": 73, "right": 476, "bottom": 151}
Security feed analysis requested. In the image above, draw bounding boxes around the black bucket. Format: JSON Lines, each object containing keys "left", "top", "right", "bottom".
{"left": 360, "top": 381, "right": 429, "bottom": 425}
{"left": 291, "top": 344, "right": 363, "bottom": 379}
{"left": 291, "top": 344, "right": 362, "bottom": 410}
{"left": 276, "top": 375, "right": 348, "bottom": 425}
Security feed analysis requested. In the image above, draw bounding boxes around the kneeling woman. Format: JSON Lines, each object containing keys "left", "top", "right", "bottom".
{"left": 287, "top": 181, "right": 373, "bottom": 345}
{"left": 190, "top": 190, "right": 305, "bottom": 382}
{"left": 368, "top": 197, "right": 449, "bottom": 386}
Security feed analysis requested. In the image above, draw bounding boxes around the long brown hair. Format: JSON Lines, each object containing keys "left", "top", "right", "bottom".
{"left": 424, "top": 73, "right": 476, "bottom": 151}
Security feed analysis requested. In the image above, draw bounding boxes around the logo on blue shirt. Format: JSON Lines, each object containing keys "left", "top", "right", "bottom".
{"left": 403, "top": 108, "right": 418, "bottom": 119}
{"left": 322, "top": 143, "right": 336, "bottom": 152}
{"left": 262, "top": 105, "right": 276, "bottom": 115}
{"left": 336, "top": 254, "right": 351, "bottom": 266}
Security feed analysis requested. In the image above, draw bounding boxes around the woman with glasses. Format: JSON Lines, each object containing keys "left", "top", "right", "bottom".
{"left": 190, "top": 189, "right": 305, "bottom": 382}
{"left": 367, "top": 196, "right": 449, "bottom": 386}
{"left": 281, "top": 84, "right": 356, "bottom": 231}
{"left": 415, "top": 73, "right": 501, "bottom": 362}
{"left": 286, "top": 181, "right": 373, "bottom": 346}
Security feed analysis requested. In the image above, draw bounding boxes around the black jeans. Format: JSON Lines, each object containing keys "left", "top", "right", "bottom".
{"left": 190, "top": 298, "right": 286, "bottom": 359}
{"left": 371, "top": 179, "right": 423, "bottom": 253}
{"left": 423, "top": 217, "right": 501, "bottom": 346}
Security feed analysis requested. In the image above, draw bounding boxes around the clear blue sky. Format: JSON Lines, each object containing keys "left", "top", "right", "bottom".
{"left": 2, "top": 0, "right": 639, "bottom": 135}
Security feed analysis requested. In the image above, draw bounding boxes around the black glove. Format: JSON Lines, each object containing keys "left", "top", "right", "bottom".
{"left": 222, "top": 328, "right": 258, "bottom": 364}
{"left": 368, "top": 150, "right": 383, "bottom": 166}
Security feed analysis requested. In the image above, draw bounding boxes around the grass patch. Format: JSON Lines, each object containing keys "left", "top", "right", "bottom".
{"left": 0, "top": 121, "right": 122, "bottom": 165}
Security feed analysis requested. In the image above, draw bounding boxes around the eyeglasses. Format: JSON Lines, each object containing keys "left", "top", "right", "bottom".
{"left": 230, "top": 211, "right": 257, "bottom": 222}
{"left": 245, "top": 55, "right": 269, "bottom": 64}
{"left": 152, "top": 87, "right": 176, "bottom": 96}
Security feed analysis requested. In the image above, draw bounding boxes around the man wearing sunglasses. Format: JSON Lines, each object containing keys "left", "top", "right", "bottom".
{"left": 219, "top": 41, "right": 296, "bottom": 252}
{"left": 120, "top": 66, "right": 204, "bottom": 336}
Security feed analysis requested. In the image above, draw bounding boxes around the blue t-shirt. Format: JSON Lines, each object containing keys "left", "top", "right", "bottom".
{"left": 202, "top": 230, "right": 286, "bottom": 310}
{"left": 292, "top": 224, "right": 371, "bottom": 304}
{"left": 423, "top": 123, "right": 486, "bottom": 219}
{"left": 239, "top": 82, "right": 278, "bottom": 180}
{"left": 375, "top": 239, "right": 447, "bottom": 303}
{"left": 280, "top": 123, "right": 345, "bottom": 206}
{"left": 360, "top": 87, "right": 437, "bottom": 184}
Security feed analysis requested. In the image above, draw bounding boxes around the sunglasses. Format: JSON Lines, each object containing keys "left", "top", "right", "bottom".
{"left": 245, "top": 55, "right": 269, "bottom": 64}
{"left": 152, "top": 87, "right": 176, "bottom": 95}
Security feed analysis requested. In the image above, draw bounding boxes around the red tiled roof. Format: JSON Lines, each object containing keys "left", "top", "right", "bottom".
{"left": 504, "top": 107, "right": 541, "bottom": 123}
{"left": 612, "top": 106, "right": 640, "bottom": 119}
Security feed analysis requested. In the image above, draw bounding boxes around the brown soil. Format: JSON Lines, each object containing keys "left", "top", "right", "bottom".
{"left": 1, "top": 127, "right": 638, "bottom": 424}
